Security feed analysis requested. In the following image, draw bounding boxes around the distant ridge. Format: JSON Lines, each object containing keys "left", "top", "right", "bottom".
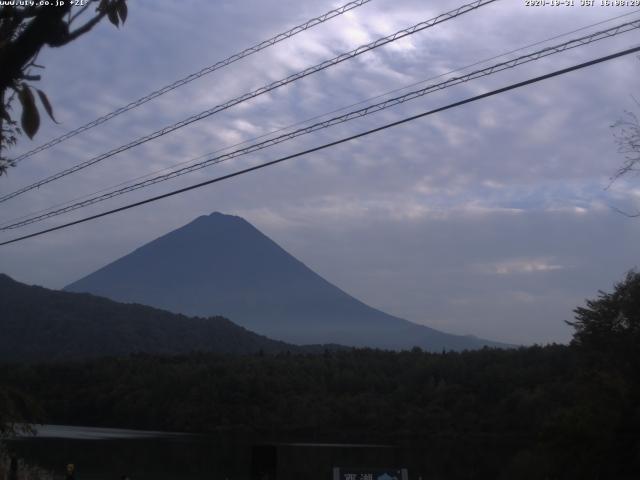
{"left": 0, "top": 273, "right": 300, "bottom": 362}
{"left": 66, "top": 212, "right": 508, "bottom": 351}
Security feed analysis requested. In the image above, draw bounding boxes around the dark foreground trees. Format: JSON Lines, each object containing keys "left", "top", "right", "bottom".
{"left": 0, "top": 271, "right": 639, "bottom": 478}
{"left": 547, "top": 270, "right": 640, "bottom": 479}
{"left": 570, "top": 270, "right": 640, "bottom": 357}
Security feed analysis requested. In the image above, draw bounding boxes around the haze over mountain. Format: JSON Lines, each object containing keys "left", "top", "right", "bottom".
{"left": 66, "top": 213, "right": 507, "bottom": 351}
{"left": 0, "top": 273, "right": 297, "bottom": 362}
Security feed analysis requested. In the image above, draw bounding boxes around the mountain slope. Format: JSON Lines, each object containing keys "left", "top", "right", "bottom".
{"left": 0, "top": 274, "right": 298, "bottom": 361}
{"left": 66, "top": 212, "right": 506, "bottom": 350}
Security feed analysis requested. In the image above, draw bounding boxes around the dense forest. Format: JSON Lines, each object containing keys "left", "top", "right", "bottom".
{"left": 0, "top": 273, "right": 306, "bottom": 361}
{"left": 0, "top": 343, "right": 638, "bottom": 478}
{"left": 1, "top": 272, "right": 639, "bottom": 479}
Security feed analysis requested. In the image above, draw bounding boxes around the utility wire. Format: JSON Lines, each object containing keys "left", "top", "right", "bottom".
{"left": 3, "top": 18, "right": 639, "bottom": 231}
{"left": 5, "top": 8, "right": 637, "bottom": 230}
{"left": 1, "top": 44, "right": 638, "bottom": 247}
{"left": 9, "top": 0, "right": 373, "bottom": 165}
{"left": 0, "top": 0, "right": 498, "bottom": 204}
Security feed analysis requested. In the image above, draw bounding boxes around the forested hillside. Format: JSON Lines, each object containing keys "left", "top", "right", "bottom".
{"left": 0, "top": 274, "right": 298, "bottom": 361}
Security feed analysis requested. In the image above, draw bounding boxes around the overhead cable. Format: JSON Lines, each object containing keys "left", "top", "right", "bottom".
{"left": 6, "top": 7, "right": 636, "bottom": 230}
{"left": 3, "top": 18, "right": 639, "bottom": 230}
{"left": 1, "top": 44, "right": 638, "bottom": 246}
{"left": 9, "top": 0, "right": 373, "bottom": 164}
{"left": 0, "top": 0, "right": 498, "bottom": 204}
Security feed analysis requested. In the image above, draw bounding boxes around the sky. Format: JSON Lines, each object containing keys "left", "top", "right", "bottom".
{"left": 1, "top": 0, "right": 639, "bottom": 345}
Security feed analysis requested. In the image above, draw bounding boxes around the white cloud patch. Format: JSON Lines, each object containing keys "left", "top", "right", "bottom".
{"left": 477, "top": 258, "right": 565, "bottom": 276}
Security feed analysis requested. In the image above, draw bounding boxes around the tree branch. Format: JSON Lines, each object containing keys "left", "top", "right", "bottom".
{"left": 611, "top": 205, "right": 640, "bottom": 218}
{"left": 69, "top": 1, "right": 96, "bottom": 24}
{"left": 0, "top": 6, "right": 41, "bottom": 20}
{"left": 0, "top": 5, "right": 71, "bottom": 90}
{"left": 63, "top": 11, "right": 107, "bottom": 45}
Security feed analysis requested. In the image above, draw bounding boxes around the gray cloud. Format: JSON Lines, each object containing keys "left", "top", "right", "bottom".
{"left": 1, "top": 0, "right": 639, "bottom": 344}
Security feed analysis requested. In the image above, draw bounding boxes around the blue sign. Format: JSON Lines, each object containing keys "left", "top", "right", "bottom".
{"left": 333, "top": 468, "right": 408, "bottom": 480}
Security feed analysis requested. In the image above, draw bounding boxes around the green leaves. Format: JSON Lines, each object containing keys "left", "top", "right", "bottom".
{"left": 104, "top": 0, "right": 128, "bottom": 27}
{"left": 18, "top": 84, "right": 39, "bottom": 140}
{"left": 0, "top": 105, "right": 11, "bottom": 124}
{"left": 97, "top": 0, "right": 109, "bottom": 14}
{"left": 36, "top": 89, "right": 58, "bottom": 124}
{"left": 107, "top": 5, "right": 119, "bottom": 27}
{"left": 117, "top": 0, "right": 128, "bottom": 24}
{"left": 1, "top": 0, "right": 128, "bottom": 160}
{"left": 16, "top": 84, "right": 58, "bottom": 140}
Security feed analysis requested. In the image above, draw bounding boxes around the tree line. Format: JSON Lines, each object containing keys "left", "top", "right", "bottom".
{"left": 1, "top": 272, "right": 639, "bottom": 479}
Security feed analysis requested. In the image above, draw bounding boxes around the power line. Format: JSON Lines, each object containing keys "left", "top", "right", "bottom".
{"left": 0, "top": 0, "right": 498, "bottom": 204}
{"left": 9, "top": 0, "right": 373, "bottom": 165}
{"left": 4, "top": 18, "right": 639, "bottom": 231}
{"left": 5, "top": 8, "right": 636, "bottom": 230}
{"left": 2, "top": 44, "right": 638, "bottom": 247}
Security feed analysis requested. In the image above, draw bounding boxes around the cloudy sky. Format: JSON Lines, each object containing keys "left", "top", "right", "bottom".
{"left": 1, "top": 0, "right": 639, "bottom": 345}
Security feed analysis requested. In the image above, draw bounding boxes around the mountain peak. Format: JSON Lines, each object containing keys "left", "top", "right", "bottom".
{"left": 200, "top": 211, "right": 242, "bottom": 221}
{"left": 208, "top": 211, "right": 235, "bottom": 218}
{"left": 65, "top": 214, "right": 507, "bottom": 351}
{"left": 185, "top": 212, "right": 255, "bottom": 232}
